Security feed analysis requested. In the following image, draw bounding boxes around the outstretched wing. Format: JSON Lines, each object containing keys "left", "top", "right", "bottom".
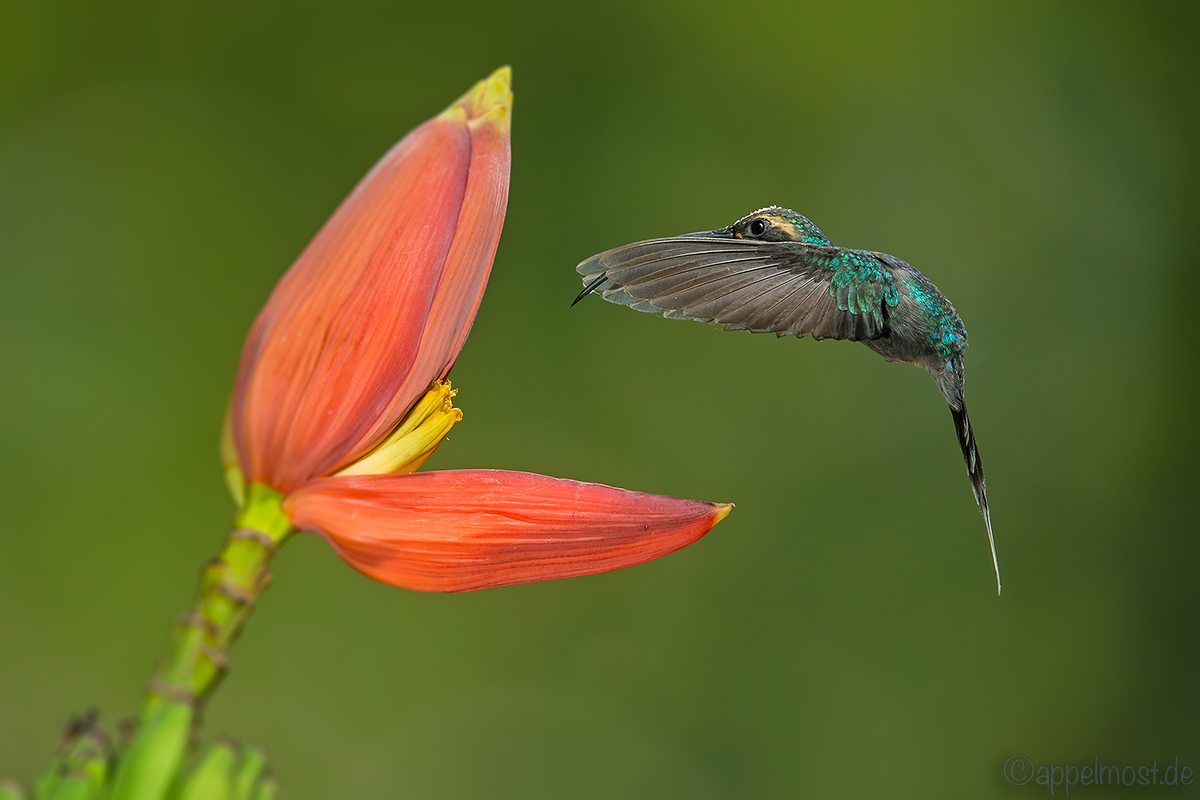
{"left": 575, "top": 237, "right": 897, "bottom": 341}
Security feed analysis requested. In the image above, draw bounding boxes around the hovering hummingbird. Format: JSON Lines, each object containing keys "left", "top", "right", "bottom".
{"left": 572, "top": 206, "right": 999, "bottom": 594}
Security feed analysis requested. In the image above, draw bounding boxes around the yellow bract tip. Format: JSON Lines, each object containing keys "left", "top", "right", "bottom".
{"left": 713, "top": 503, "right": 735, "bottom": 524}
{"left": 444, "top": 66, "right": 512, "bottom": 130}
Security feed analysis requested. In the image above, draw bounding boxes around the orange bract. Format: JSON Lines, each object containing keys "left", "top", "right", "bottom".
{"left": 231, "top": 81, "right": 509, "bottom": 492}
{"left": 286, "top": 471, "right": 732, "bottom": 592}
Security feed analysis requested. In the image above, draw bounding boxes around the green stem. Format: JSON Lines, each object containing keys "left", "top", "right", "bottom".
{"left": 111, "top": 484, "right": 292, "bottom": 800}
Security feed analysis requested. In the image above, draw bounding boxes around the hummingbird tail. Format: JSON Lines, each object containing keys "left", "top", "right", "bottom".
{"left": 951, "top": 404, "right": 1000, "bottom": 595}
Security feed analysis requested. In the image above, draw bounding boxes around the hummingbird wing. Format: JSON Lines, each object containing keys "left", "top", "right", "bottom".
{"left": 574, "top": 237, "right": 897, "bottom": 341}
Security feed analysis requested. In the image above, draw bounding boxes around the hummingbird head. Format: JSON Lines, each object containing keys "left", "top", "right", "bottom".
{"left": 725, "top": 206, "right": 832, "bottom": 246}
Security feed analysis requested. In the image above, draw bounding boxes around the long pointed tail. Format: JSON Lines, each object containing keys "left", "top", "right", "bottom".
{"left": 950, "top": 403, "right": 1000, "bottom": 595}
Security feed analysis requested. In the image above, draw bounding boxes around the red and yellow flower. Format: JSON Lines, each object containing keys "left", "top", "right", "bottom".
{"left": 222, "top": 67, "right": 731, "bottom": 592}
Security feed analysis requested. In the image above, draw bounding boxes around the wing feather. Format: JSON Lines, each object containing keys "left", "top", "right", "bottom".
{"left": 767, "top": 279, "right": 825, "bottom": 335}
{"left": 686, "top": 269, "right": 793, "bottom": 323}
{"left": 653, "top": 264, "right": 786, "bottom": 317}
{"left": 732, "top": 276, "right": 813, "bottom": 332}
{"left": 575, "top": 237, "right": 895, "bottom": 342}
{"left": 632, "top": 260, "right": 781, "bottom": 307}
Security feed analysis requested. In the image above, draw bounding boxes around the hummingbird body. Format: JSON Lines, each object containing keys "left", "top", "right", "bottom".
{"left": 573, "top": 206, "right": 998, "bottom": 593}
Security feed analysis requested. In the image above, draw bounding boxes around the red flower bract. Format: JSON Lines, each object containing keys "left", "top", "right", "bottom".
{"left": 286, "top": 471, "right": 731, "bottom": 592}
{"left": 224, "top": 68, "right": 732, "bottom": 592}
{"left": 232, "top": 82, "right": 505, "bottom": 491}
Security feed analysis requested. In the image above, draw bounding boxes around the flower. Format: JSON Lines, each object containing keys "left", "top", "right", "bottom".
{"left": 223, "top": 67, "right": 732, "bottom": 592}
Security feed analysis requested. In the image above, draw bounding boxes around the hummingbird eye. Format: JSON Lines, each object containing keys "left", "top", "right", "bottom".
{"left": 749, "top": 218, "right": 768, "bottom": 236}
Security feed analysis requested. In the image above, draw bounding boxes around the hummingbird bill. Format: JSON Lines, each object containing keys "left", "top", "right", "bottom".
{"left": 572, "top": 206, "right": 999, "bottom": 594}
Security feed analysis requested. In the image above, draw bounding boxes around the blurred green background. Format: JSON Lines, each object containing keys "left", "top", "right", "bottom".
{"left": 2, "top": 0, "right": 1197, "bottom": 796}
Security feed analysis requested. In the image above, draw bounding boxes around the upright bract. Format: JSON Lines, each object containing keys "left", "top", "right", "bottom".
{"left": 231, "top": 72, "right": 510, "bottom": 492}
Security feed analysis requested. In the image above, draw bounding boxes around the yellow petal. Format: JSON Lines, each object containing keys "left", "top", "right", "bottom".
{"left": 335, "top": 381, "right": 462, "bottom": 476}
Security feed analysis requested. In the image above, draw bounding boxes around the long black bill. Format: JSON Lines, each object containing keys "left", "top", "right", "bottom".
{"left": 571, "top": 273, "right": 610, "bottom": 307}
{"left": 571, "top": 228, "right": 735, "bottom": 308}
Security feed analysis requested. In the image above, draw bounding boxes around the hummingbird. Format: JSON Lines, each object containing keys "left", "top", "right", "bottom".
{"left": 572, "top": 206, "right": 999, "bottom": 594}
